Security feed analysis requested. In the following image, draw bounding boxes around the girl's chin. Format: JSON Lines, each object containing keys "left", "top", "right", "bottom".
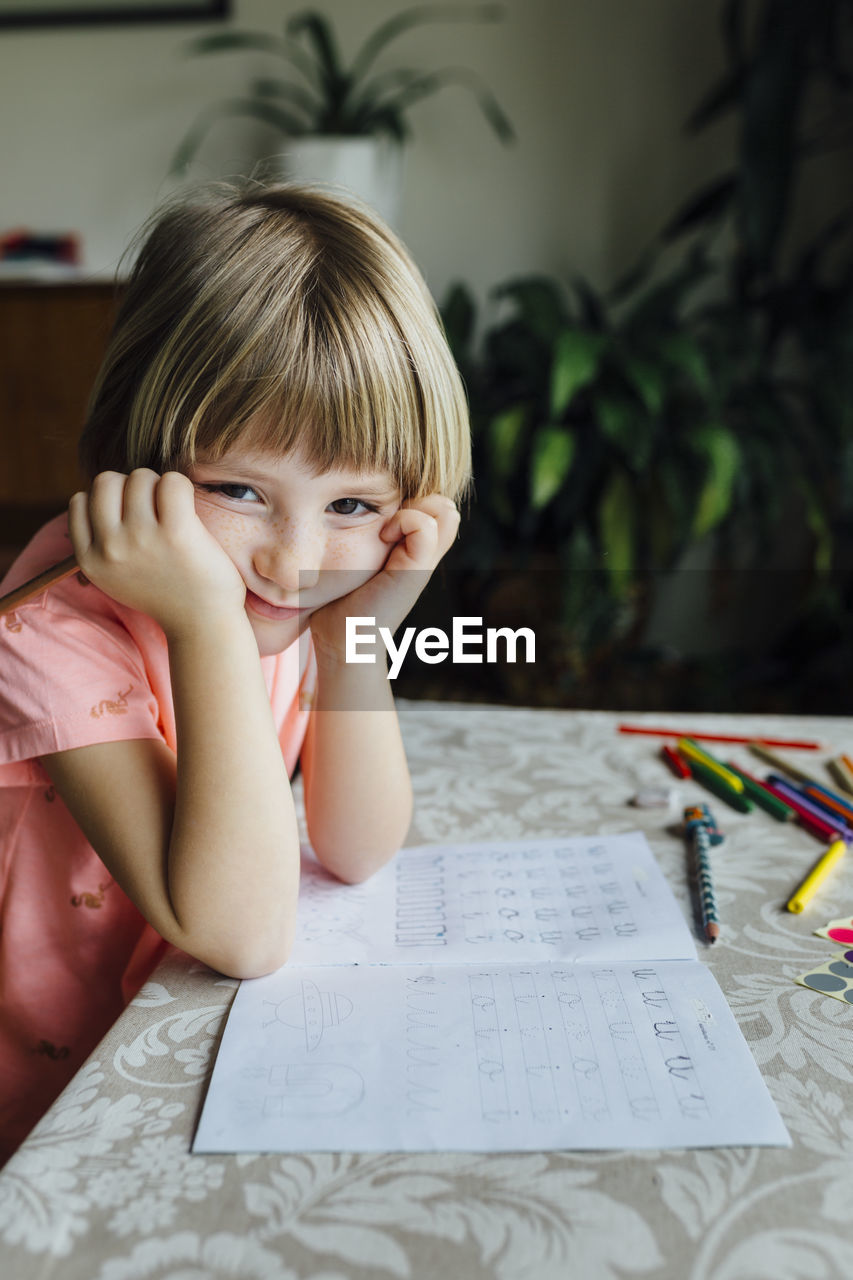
{"left": 246, "top": 611, "right": 312, "bottom": 657}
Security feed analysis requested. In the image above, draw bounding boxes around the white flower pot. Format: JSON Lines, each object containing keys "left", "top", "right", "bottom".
{"left": 281, "top": 136, "right": 404, "bottom": 228}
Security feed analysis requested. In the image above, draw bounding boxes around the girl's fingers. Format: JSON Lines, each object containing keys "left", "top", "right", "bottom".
{"left": 67, "top": 490, "right": 93, "bottom": 559}
{"left": 153, "top": 470, "right": 196, "bottom": 531}
{"left": 122, "top": 468, "right": 161, "bottom": 526}
{"left": 382, "top": 495, "right": 460, "bottom": 567}
{"left": 86, "top": 470, "right": 129, "bottom": 540}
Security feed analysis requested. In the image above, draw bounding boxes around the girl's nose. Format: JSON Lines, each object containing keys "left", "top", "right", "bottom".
{"left": 253, "top": 528, "right": 322, "bottom": 594}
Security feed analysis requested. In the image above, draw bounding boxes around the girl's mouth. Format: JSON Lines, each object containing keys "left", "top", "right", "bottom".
{"left": 244, "top": 589, "right": 308, "bottom": 622}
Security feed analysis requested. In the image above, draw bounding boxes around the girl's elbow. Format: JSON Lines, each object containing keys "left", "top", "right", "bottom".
{"left": 189, "top": 928, "right": 294, "bottom": 980}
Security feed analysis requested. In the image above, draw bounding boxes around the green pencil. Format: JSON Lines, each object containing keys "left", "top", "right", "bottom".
{"left": 724, "top": 761, "right": 795, "bottom": 822}
{"left": 685, "top": 755, "right": 754, "bottom": 813}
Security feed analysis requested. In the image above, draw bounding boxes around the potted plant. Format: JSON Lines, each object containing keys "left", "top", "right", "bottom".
{"left": 170, "top": 3, "right": 513, "bottom": 224}
{"left": 426, "top": 0, "right": 853, "bottom": 710}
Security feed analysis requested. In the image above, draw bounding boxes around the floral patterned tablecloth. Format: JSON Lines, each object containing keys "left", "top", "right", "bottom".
{"left": 3, "top": 702, "right": 853, "bottom": 1280}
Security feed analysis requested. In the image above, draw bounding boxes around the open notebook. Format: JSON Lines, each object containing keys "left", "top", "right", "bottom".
{"left": 193, "top": 832, "right": 790, "bottom": 1152}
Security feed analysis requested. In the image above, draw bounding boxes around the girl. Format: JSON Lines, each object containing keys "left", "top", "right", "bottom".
{"left": 0, "top": 182, "right": 470, "bottom": 1162}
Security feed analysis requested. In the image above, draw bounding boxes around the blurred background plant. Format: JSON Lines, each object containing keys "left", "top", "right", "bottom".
{"left": 405, "top": 0, "right": 853, "bottom": 710}
{"left": 171, "top": 2, "right": 514, "bottom": 174}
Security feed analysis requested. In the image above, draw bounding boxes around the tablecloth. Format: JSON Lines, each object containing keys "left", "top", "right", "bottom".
{"left": 2, "top": 702, "right": 853, "bottom": 1279}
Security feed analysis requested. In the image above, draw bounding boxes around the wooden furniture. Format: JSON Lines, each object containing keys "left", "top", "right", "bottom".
{"left": 0, "top": 281, "right": 118, "bottom": 556}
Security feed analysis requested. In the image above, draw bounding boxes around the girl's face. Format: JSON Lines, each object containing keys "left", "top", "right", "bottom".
{"left": 187, "top": 442, "right": 402, "bottom": 656}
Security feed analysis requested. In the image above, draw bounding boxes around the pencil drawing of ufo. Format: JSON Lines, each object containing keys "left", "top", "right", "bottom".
{"left": 264, "top": 980, "right": 354, "bottom": 1050}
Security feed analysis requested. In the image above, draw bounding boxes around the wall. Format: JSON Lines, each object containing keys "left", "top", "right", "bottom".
{"left": 0, "top": 0, "right": 733, "bottom": 307}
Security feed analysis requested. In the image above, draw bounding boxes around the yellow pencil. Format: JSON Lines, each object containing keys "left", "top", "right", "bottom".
{"left": 677, "top": 738, "right": 745, "bottom": 793}
{"left": 786, "top": 838, "right": 847, "bottom": 914}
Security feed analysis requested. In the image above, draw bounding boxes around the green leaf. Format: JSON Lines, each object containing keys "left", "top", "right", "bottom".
{"left": 659, "top": 333, "right": 712, "bottom": 396}
{"left": 169, "top": 98, "right": 311, "bottom": 173}
{"left": 622, "top": 356, "right": 667, "bottom": 417}
{"left": 598, "top": 470, "right": 636, "bottom": 591}
{"left": 440, "top": 282, "right": 476, "bottom": 363}
{"left": 183, "top": 29, "right": 321, "bottom": 91}
{"left": 349, "top": 4, "right": 505, "bottom": 84}
{"left": 493, "top": 277, "right": 568, "bottom": 345}
{"left": 798, "top": 478, "right": 833, "bottom": 575}
{"left": 488, "top": 405, "right": 528, "bottom": 478}
{"left": 363, "top": 66, "right": 514, "bottom": 143}
{"left": 287, "top": 11, "right": 344, "bottom": 87}
{"left": 595, "top": 395, "right": 653, "bottom": 469}
{"left": 550, "top": 329, "right": 607, "bottom": 418}
{"left": 690, "top": 425, "right": 742, "bottom": 538}
{"left": 529, "top": 425, "right": 575, "bottom": 510}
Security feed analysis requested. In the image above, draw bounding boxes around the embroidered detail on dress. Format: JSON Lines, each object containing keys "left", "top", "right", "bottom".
{"left": 71, "top": 879, "right": 114, "bottom": 909}
{"left": 90, "top": 685, "right": 134, "bottom": 718}
{"left": 3, "top": 613, "right": 22, "bottom": 633}
{"left": 34, "top": 1040, "right": 71, "bottom": 1061}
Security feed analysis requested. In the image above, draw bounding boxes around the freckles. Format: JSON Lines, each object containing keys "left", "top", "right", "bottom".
{"left": 196, "top": 507, "right": 253, "bottom": 557}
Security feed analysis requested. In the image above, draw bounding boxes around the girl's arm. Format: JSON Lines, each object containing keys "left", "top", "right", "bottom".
{"left": 299, "top": 652, "right": 413, "bottom": 883}
{"left": 300, "top": 495, "right": 459, "bottom": 881}
{"left": 41, "top": 470, "right": 301, "bottom": 978}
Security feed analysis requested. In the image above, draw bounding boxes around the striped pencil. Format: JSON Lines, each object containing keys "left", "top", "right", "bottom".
{"left": 684, "top": 803, "right": 721, "bottom": 943}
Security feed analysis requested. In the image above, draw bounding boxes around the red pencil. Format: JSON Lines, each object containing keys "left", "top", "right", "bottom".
{"left": 618, "top": 724, "right": 821, "bottom": 750}
{"left": 661, "top": 744, "right": 690, "bottom": 778}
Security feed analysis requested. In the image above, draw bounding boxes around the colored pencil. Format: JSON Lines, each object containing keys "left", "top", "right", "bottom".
{"left": 618, "top": 724, "right": 822, "bottom": 749}
{"left": 786, "top": 838, "right": 847, "bottom": 914}
{"left": 0, "top": 555, "right": 78, "bottom": 616}
{"left": 681, "top": 754, "right": 754, "bottom": 813}
{"left": 661, "top": 744, "right": 690, "bottom": 778}
{"left": 766, "top": 776, "right": 853, "bottom": 836}
{"left": 684, "top": 804, "right": 721, "bottom": 942}
{"left": 828, "top": 757, "right": 853, "bottom": 797}
{"left": 748, "top": 743, "right": 822, "bottom": 787}
{"left": 802, "top": 783, "right": 853, "bottom": 827}
{"left": 724, "top": 762, "right": 796, "bottom": 821}
{"left": 761, "top": 780, "right": 844, "bottom": 843}
{"left": 677, "top": 738, "right": 745, "bottom": 792}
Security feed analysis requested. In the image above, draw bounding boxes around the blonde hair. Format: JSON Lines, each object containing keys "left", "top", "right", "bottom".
{"left": 80, "top": 181, "right": 471, "bottom": 501}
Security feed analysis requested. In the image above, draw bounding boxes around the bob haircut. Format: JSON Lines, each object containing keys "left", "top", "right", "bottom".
{"left": 79, "top": 182, "right": 471, "bottom": 502}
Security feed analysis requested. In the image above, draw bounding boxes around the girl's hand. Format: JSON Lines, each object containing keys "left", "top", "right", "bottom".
{"left": 308, "top": 494, "right": 460, "bottom": 658}
{"left": 68, "top": 469, "right": 248, "bottom": 637}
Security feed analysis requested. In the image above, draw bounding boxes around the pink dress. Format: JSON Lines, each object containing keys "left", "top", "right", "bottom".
{"left": 0, "top": 515, "right": 315, "bottom": 1162}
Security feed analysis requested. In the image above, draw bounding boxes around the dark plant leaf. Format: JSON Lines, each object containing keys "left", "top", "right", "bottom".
{"left": 349, "top": 3, "right": 505, "bottom": 84}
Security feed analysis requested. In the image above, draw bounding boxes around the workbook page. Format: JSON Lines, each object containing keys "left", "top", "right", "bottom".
{"left": 290, "top": 832, "right": 697, "bottom": 966}
{"left": 193, "top": 959, "right": 790, "bottom": 1152}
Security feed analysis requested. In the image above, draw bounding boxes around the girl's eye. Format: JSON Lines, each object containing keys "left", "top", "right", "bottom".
{"left": 199, "top": 483, "right": 260, "bottom": 502}
{"left": 328, "top": 498, "right": 376, "bottom": 516}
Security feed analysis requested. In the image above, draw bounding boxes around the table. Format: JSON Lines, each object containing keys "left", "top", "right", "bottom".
{"left": 3, "top": 702, "right": 853, "bottom": 1279}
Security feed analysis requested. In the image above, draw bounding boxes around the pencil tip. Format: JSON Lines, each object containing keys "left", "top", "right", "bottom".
{"left": 706, "top": 924, "right": 720, "bottom": 943}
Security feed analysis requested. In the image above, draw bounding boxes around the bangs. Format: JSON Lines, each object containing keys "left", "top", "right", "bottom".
{"left": 182, "top": 283, "right": 429, "bottom": 497}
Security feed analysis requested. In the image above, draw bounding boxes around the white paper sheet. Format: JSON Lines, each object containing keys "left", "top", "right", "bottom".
{"left": 193, "top": 960, "right": 789, "bottom": 1152}
{"left": 193, "top": 835, "right": 790, "bottom": 1152}
{"left": 289, "top": 832, "right": 698, "bottom": 966}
